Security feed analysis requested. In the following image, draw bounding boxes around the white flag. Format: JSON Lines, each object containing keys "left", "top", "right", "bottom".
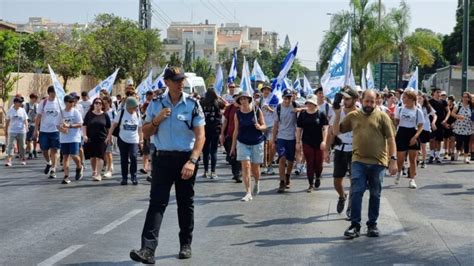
{"left": 366, "top": 62, "right": 375, "bottom": 90}
{"left": 88, "top": 69, "right": 119, "bottom": 101}
{"left": 47, "top": 64, "right": 66, "bottom": 109}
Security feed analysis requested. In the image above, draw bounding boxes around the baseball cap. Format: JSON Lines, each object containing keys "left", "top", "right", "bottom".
{"left": 69, "top": 92, "right": 79, "bottom": 99}
{"left": 340, "top": 87, "right": 359, "bottom": 99}
{"left": 13, "top": 96, "right": 24, "bottom": 103}
{"left": 63, "top": 94, "right": 74, "bottom": 103}
{"left": 261, "top": 82, "right": 272, "bottom": 91}
{"left": 282, "top": 89, "right": 293, "bottom": 98}
{"left": 163, "top": 67, "right": 186, "bottom": 81}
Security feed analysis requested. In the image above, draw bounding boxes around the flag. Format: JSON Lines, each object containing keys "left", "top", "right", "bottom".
{"left": 240, "top": 57, "right": 253, "bottom": 95}
{"left": 137, "top": 70, "right": 153, "bottom": 103}
{"left": 349, "top": 69, "right": 356, "bottom": 89}
{"left": 361, "top": 68, "right": 367, "bottom": 91}
{"left": 214, "top": 64, "right": 224, "bottom": 96}
{"left": 227, "top": 49, "right": 238, "bottom": 85}
{"left": 47, "top": 64, "right": 66, "bottom": 109}
{"left": 302, "top": 75, "right": 313, "bottom": 97}
{"left": 151, "top": 65, "right": 168, "bottom": 91}
{"left": 406, "top": 66, "right": 419, "bottom": 91}
{"left": 251, "top": 59, "right": 268, "bottom": 82}
{"left": 272, "top": 43, "right": 298, "bottom": 93}
{"left": 293, "top": 73, "right": 302, "bottom": 92}
{"left": 88, "top": 68, "right": 119, "bottom": 101}
{"left": 366, "top": 62, "right": 375, "bottom": 89}
{"left": 321, "top": 31, "right": 352, "bottom": 100}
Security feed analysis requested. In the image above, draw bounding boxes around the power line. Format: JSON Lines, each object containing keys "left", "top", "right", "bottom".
{"left": 217, "top": 0, "right": 235, "bottom": 19}
{"left": 152, "top": 7, "right": 171, "bottom": 24}
{"left": 151, "top": 0, "right": 173, "bottom": 22}
{"left": 151, "top": 9, "right": 169, "bottom": 28}
{"left": 199, "top": 0, "right": 227, "bottom": 22}
{"left": 207, "top": 0, "right": 231, "bottom": 22}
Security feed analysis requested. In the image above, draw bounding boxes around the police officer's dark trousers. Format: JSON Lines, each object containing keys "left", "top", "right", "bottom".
{"left": 141, "top": 151, "right": 197, "bottom": 251}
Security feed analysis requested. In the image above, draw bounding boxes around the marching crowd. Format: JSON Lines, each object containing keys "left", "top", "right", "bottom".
{"left": 1, "top": 66, "right": 474, "bottom": 261}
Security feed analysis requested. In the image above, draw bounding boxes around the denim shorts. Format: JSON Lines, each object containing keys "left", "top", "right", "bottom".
{"left": 39, "top": 132, "right": 60, "bottom": 151}
{"left": 236, "top": 141, "right": 264, "bottom": 164}
{"left": 60, "top": 142, "right": 80, "bottom": 155}
{"left": 277, "top": 139, "right": 296, "bottom": 161}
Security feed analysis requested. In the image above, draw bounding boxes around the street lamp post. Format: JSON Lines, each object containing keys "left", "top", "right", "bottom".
{"left": 461, "top": 0, "right": 470, "bottom": 93}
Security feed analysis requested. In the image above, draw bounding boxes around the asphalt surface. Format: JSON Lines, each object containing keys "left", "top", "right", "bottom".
{"left": 0, "top": 150, "right": 472, "bottom": 265}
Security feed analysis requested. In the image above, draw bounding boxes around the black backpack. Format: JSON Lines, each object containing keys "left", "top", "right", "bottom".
{"left": 276, "top": 101, "right": 298, "bottom": 121}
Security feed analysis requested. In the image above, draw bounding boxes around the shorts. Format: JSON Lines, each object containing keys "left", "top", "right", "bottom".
{"left": 277, "top": 139, "right": 296, "bottom": 161}
{"left": 263, "top": 127, "right": 273, "bottom": 141}
{"left": 419, "top": 130, "right": 430, "bottom": 144}
{"left": 236, "top": 141, "right": 264, "bottom": 164}
{"left": 431, "top": 125, "right": 444, "bottom": 141}
{"left": 333, "top": 150, "right": 352, "bottom": 178}
{"left": 142, "top": 139, "right": 151, "bottom": 155}
{"left": 396, "top": 127, "right": 420, "bottom": 151}
{"left": 39, "top": 132, "right": 60, "bottom": 151}
{"left": 60, "top": 142, "right": 80, "bottom": 155}
{"left": 26, "top": 124, "right": 35, "bottom": 141}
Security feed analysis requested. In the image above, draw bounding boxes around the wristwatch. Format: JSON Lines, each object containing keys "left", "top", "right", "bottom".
{"left": 390, "top": 156, "right": 397, "bottom": 161}
{"left": 189, "top": 157, "right": 199, "bottom": 165}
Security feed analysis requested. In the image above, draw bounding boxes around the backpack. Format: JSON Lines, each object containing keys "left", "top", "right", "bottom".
{"left": 155, "top": 95, "right": 200, "bottom": 130}
{"left": 276, "top": 101, "right": 298, "bottom": 121}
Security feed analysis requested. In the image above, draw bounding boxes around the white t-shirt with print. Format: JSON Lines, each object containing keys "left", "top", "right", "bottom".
{"left": 114, "top": 110, "right": 142, "bottom": 144}
{"left": 395, "top": 106, "right": 424, "bottom": 129}
{"left": 7, "top": 107, "right": 28, "bottom": 134}
{"left": 60, "top": 108, "right": 83, "bottom": 143}
{"left": 37, "top": 99, "right": 61, "bottom": 133}
{"left": 422, "top": 107, "right": 436, "bottom": 132}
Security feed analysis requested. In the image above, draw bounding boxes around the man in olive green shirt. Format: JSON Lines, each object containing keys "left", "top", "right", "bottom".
{"left": 333, "top": 89, "right": 398, "bottom": 239}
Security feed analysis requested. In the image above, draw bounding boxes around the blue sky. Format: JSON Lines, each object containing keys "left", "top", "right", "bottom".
{"left": 0, "top": 0, "right": 458, "bottom": 70}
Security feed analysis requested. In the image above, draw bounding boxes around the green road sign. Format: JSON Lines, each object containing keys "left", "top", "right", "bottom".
{"left": 374, "top": 63, "right": 399, "bottom": 90}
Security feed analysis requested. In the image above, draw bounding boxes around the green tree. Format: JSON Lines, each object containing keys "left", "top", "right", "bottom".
{"left": 0, "top": 31, "right": 20, "bottom": 101}
{"left": 167, "top": 52, "right": 182, "bottom": 67}
{"left": 443, "top": 0, "right": 474, "bottom": 65}
{"left": 20, "top": 31, "right": 49, "bottom": 73}
{"left": 191, "top": 57, "right": 214, "bottom": 85}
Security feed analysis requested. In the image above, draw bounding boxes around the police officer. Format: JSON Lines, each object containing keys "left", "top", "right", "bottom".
{"left": 130, "top": 67, "right": 205, "bottom": 264}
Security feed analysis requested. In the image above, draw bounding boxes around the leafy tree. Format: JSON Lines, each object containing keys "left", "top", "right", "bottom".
{"left": 20, "top": 31, "right": 48, "bottom": 73}
{"left": 443, "top": 0, "right": 474, "bottom": 65}
{"left": 0, "top": 31, "right": 20, "bottom": 101}
{"left": 167, "top": 52, "right": 182, "bottom": 67}
{"left": 191, "top": 57, "right": 214, "bottom": 85}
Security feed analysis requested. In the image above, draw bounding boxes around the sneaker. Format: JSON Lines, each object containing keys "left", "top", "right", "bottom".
{"left": 75, "top": 166, "right": 84, "bottom": 180}
{"left": 394, "top": 172, "right": 401, "bottom": 185}
{"left": 253, "top": 181, "right": 260, "bottom": 196}
{"left": 5, "top": 162, "right": 12, "bottom": 167}
{"left": 130, "top": 248, "right": 155, "bottom": 264}
{"left": 428, "top": 156, "right": 434, "bottom": 164}
{"left": 62, "top": 177, "right": 71, "bottom": 184}
{"left": 120, "top": 179, "right": 128, "bottom": 185}
{"left": 146, "top": 176, "right": 152, "bottom": 183}
{"left": 420, "top": 161, "right": 426, "bottom": 169}
{"left": 367, "top": 225, "right": 380, "bottom": 237}
{"left": 132, "top": 178, "right": 138, "bottom": 185}
{"left": 48, "top": 170, "right": 56, "bottom": 179}
{"left": 235, "top": 177, "right": 242, "bottom": 183}
{"left": 277, "top": 181, "right": 286, "bottom": 193}
{"left": 285, "top": 174, "right": 291, "bottom": 189}
{"left": 306, "top": 185, "right": 314, "bottom": 193}
{"left": 337, "top": 195, "right": 346, "bottom": 214}
{"left": 210, "top": 172, "right": 218, "bottom": 180}
{"left": 315, "top": 177, "right": 321, "bottom": 188}
{"left": 435, "top": 157, "right": 442, "bottom": 164}
{"left": 21, "top": 160, "right": 26, "bottom": 166}
{"left": 465, "top": 156, "right": 471, "bottom": 164}
{"left": 44, "top": 164, "right": 52, "bottom": 175}
{"left": 443, "top": 153, "right": 449, "bottom": 160}
{"left": 266, "top": 166, "right": 275, "bottom": 175}
{"left": 201, "top": 171, "right": 209, "bottom": 178}
{"left": 102, "top": 170, "right": 112, "bottom": 179}
{"left": 92, "top": 174, "right": 102, "bottom": 182}
{"left": 178, "top": 244, "right": 192, "bottom": 260}
{"left": 294, "top": 164, "right": 301, "bottom": 175}
{"left": 344, "top": 224, "right": 361, "bottom": 239}
{"left": 241, "top": 193, "right": 253, "bottom": 202}
{"left": 408, "top": 179, "right": 417, "bottom": 189}
{"left": 402, "top": 166, "right": 407, "bottom": 176}
{"left": 139, "top": 168, "right": 147, "bottom": 174}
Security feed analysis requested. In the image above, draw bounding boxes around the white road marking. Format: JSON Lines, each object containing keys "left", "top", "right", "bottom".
{"left": 94, "top": 209, "right": 143, "bottom": 235}
{"left": 37, "top": 245, "right": 84, "bottom": 266}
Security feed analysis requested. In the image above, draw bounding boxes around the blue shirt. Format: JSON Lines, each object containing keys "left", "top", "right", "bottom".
{"left": 145, "top": 92, "right": 205, "bottom": 151}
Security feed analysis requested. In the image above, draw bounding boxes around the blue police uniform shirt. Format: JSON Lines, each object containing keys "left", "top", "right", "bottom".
{"left": 145, "top": 92, "right": 205, "bottom": 152}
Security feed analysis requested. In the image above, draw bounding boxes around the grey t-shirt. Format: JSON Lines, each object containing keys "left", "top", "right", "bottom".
{"left": 274, "top": 104, "right": 297, "bottom": 140}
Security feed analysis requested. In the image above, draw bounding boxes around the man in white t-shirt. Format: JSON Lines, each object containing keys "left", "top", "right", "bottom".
{"left": 315, "top": 86, "right": 335, "bottom": 122}
{"left": 79, "top": 91, "right": 92, "bottom": 118}
{"left": 34, "top": 85, "right": 62, "bottom": 178}
{"left": 222, "top": 83, "right": 237, "bottom": 105}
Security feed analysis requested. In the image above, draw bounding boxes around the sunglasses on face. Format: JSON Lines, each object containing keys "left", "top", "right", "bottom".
{"left": 94, "top": 102, "right": 103, "bottom": 105}
{"left": 67, "top": 101, "right": 74, "bottom": 103}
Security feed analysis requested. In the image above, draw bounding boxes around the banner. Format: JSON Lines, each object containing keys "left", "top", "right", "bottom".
{"left": 47, "top": 64, "right": 66, "bottom": 109}
{"left": 88, "top": 68, "right": 119, "bottom": 101}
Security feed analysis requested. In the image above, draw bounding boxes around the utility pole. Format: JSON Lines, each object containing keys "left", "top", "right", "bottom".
{"left": 461, "top": 0, "right": 470, "bottom": 93}
{"left": 139, "top": 0, "right": 152, "bottom": 30}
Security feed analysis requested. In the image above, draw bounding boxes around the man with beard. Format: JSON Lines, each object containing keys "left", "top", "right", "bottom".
{"left": 333, "top": 89, "right": 398, "bottom": 239}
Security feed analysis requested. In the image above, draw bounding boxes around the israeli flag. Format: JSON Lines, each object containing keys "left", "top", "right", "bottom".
{"left": 214, "top": 64, "right": 224, "bottom": 96}
{"left": 240, "top": 57, "right": 253, "bottom": 95}
{"left": 302, "top": 75, "right": 313, "bottom": 97}
{"left": 88, "top": 68, "right": 119, "bottom": 101}
{"left": 273, "top": 43, "right": 298, "bottom": 93}
{"left": 227, "top": 49, "right": 238, "bottom": 85}
{"left": 321, "top": 31, "right": 352, "bottom": 100}
{"left": 251, "top": 59, "right": 268, "bottom": 82}
{"left": 152, "top": 65, "right": 168, "bottom": 91}
{"left": 406, "top": 66, "right": 418, "bottom": 91}
{"left": 293, "top": 74, "right": 302, "bottom": 92}
{"left": 137, "top": 70, "right": 153, "bottom": 103}
{"left": 361, "top": 68, "right": 367, "bottom": 91}
{"left": 366, "top": 62, "right": 375, "bottom": 89}
{"left": 47, "top": 64, "right": 66, "bottom": 109}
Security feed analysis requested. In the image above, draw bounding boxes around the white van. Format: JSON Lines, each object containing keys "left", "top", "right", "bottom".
{"left": 184, "top": 73, "right": 206, "bottom": 97}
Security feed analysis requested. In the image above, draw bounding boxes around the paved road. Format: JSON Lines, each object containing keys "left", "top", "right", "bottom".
{"left": 0, "top": 150, "right": 472, "bottom": 265}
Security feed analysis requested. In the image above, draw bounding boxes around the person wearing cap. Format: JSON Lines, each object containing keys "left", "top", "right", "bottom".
{"left": 295, "top": 94, "right": 329, "bottom": 192}
{"left": 5, "top": 96, "right": 28, "bottom": 166}
{"left": 260, "top": 83, "right": 279, "bottom": 175}
{"left": 106, "top": 97, "right": 143, "bottom": 185}
{"left": 34, "top": 85, "right": 62, "bottom": 178}
{"left": 58, "top": 95, "right": 84, "bottom": 184}
{"left": 428, "top": 88, "right": 451, "bottom": 163}
{"left": 440, "top": 90, "right": 448, "bottom": 101}
{"left": 333, "top": 89, "right": 397, "bottom": 239}
{"left": 221, "top": 90, "right": 242, "bottom": 183}
{"left": 231, "top": 90, "right": 266, "bottom": 202}
{"left": 25, "top": 93, "right": 39, "bottom": 159}
{"left": 83, "top": 97, "right": 111, "bottom": 181}
{"left": 328, "top": 87, "right": 358, "bottom": 217}
{"left": 79, "top": 91, "right": 92, "bottom": 119}
{"left": 130, "top": 66, "right": 205, "bottom": 263}
{"left": 273, "top": 88, "right": 299, "bottom": 193}
{"left": 222, "top": 83, "right": 237, "bottom": 105}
